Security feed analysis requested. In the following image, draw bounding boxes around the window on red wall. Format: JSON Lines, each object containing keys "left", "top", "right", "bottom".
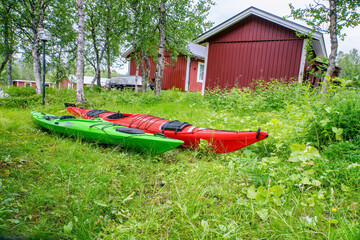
{"left": 197, "top": 62, "right": 204, "bottom": 82}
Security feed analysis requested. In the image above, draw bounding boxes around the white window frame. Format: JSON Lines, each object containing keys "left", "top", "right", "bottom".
{"left": 197, "top": 62, "right": 205, "bottom": 83}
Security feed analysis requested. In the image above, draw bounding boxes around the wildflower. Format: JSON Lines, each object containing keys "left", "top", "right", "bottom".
{"left": 332, "top": 208, "right": 337, "bottom": 213}
{"left": 318, "top": 195, "right": 324, "bottom": 199}
{"left": 302, "top": 216, "right": 318, "bottom": 226}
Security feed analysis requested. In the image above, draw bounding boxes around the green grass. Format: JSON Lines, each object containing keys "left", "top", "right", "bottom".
{"left": 1, "top": 83, "right": 360, "bottom": 239}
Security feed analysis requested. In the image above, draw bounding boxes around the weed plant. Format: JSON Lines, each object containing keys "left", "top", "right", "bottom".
{"left": 0, "top": 83, "right": 359, "bottom": 239}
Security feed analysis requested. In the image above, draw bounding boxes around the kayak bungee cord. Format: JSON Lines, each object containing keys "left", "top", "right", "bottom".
{"left": 127, "top": 114, "right": 199, "bottom": 135}
{"left": 88, "top": 121, "right": 161, "bottom": 142}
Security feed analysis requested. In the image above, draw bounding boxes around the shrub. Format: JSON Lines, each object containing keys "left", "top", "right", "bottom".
{"left": 3, "top": 86, "right": 37, "bottom": 97}
{"left": 322, "top": 138, "right": 360, "bottom": 162}
{"left": 0, "top": 95, "right": 41, "bottom": 108}
{"left": 305, "top": 88, "right": 360, "bottom": 149}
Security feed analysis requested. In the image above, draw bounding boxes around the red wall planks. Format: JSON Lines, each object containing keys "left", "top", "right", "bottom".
{"left": 204, "top": 15, "right": 304, "bottom": 90}
{"left": 130, "top": 54, "right": 190, "bottom": 91}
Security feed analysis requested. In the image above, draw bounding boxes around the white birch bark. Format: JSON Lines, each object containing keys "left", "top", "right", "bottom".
{"left": 33, "top": 0, "right": 46, "bottom": 94}
{"left": 76, "top": 0, "right": 87, "bottom": 104}
{"left": 154, "top": 0, "right": 166, "bottom": 95}
{"left": 7, "top": 55, "right": 12, "bottom": 88}
{"left": 135, "top": 63, "right": 139, "bottom": 94}
{"left": 322, "top": 0, "right": 337, "bottom": 94}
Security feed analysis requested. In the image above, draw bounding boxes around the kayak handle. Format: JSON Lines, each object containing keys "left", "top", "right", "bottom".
{"left": 256, "top": 128, "right": 261, "bottom": 139}
{"left": 154, "top": 132, "right": 167, "bottom": 138}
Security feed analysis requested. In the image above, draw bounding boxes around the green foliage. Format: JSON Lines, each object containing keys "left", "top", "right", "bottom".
{"left": 337, "top": 49, "right": 360, "bottom": 86}
{"left": 1, "top": 83, "right": 360, "bottom": 239}
{"left": 289, "top": 1, "right": 360, "bottom": 40}
{"left": 3, "top": 86, "right": 36, "bottom": 97}
{"left": 305, "top": 88, "right": 360, "bottom": 148}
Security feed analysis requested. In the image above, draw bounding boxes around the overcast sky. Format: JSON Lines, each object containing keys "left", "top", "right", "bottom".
{"left": 207, "top": 0, "right": 360, "bottom": 54}
{"left": 118, "top": 1, "right": 359, "bottom": 74}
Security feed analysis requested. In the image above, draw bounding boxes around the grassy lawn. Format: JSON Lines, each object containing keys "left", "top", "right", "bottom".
{"left": 1, "top": 83, "right": 359, "bottom": 239}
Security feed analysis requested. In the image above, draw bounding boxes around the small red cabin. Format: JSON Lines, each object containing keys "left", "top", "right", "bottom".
{"left": 12, "top": 80, "right": 37, "bottom": 88}
{"left": 124, "top": 42, "right": 206, "bottom": 91}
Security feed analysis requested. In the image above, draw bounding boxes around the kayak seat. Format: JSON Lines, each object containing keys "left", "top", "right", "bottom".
{"left": 43, "top": 116, "right": 60, "bottom": 120}
{"left": 60, "top": 116, "right": 76, "bottom": 120}
{"left": 86, "top": 109, "right": 110, "bottom": 117}
{"left": 161, "top": 120, "right": 192, "bottom": 135}
{"left": 116, "top": 127, "right": 145, "bottom": 134}
{"left": 107, "top": 113, "right": 125, "bottom": 119}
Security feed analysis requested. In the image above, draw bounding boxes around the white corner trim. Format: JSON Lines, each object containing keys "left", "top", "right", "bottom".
{"left": 298, "top": 39, "right": 308, "bottom": 83}
{"left": 127, "top": 58, "right": 131, "bottom": 75}
{"left": 201, "top": 42, "right": 209, "bottom": 96}
{"left": 185, "top": 56, "right": 190, "bottom": 91}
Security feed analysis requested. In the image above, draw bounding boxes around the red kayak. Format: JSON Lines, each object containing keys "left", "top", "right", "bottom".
{"left": 65, "top": 104, "right": 268, "bottom": 153}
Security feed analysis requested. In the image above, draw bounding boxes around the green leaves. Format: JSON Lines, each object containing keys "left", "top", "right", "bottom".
{"left": 63, "top": 221, "right": 73, "bottom": 234}
{"left": 247, "top": 184, "right": 285, "bottom": 206}
{"left": 288, "top": 143, "right": 320, "bottom": 163}
{"left": 332, "top": 127, "right": 343, "bottom": 140}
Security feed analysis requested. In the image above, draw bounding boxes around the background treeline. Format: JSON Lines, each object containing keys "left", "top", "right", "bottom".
{"left": 0, "top": 0, "right": 214, "bottom": 89}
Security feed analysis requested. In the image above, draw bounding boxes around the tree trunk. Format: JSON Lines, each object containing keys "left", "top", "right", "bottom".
{"left": 32, "top": 36, "right": 42, "bottom": 94}
{"left": 0, "top": 54, "right": 10, "bottom": 75}
{"left": 107, "top": 48, "right": 111, "bottom": 79}
{"left": 141, "top": 55, "right": 146, "bottom": 92}
{"left": 91, "top": 62, "right": 101, "bottom": 91}
{"left": 7, "top": 54, "right": 12, "bottom": 88}
{"left": 322, "top": 0, "right": 338, "bottom": 93}
{"left": 33, "top": 0, "right": 46, "bottom": 95}
{"left": 0, "top": 6, "right": 12, "bottom": 76}
{"left": 90, "top": 37, "right": 109, "bottom": 91}
{"left": 76, "top": 0, "right": 87, "bottom": 104}
{"left": 141, "top": 53, "right": 151, "bottom": 92}
{"left": 154, "top": 0, "right": 166, "bottom": 95}
{"left": 135, "top": 63, "right": 139, "bottom": 94}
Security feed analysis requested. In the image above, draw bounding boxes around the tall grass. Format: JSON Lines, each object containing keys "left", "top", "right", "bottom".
{"left": 1, "top": 82, "right": 360, "bottom": 239}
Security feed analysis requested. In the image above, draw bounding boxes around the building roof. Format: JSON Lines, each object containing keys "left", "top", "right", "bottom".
{"left": 123, "top": 42, "right": 206, "bottom": 59}
{"left": 187, "top": 42, "right": 206, "bottom": 59}
{"left": 194, "top": 6, "right": 327, "bottom": 58}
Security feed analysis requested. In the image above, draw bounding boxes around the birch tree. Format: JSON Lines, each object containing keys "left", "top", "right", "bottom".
{"left": 289, "top": 0, "right": 360, "bottom": 93}
{"left": 76, "top": 0, "right": 87, "bottom": 104}
{"left": 152, "top": 0, "right": 214, "bottom": 95}
{"left": 47, "top": 0, "right": 77, "bottom": 88}
{"left": 86, "top": 0, "right": 124, "bottom": 90}
{"left": 0, "top": 0, "right": 17, "bottom": 82}
{"left": 86, "top": 0, "right": 108, "bottom": 89}
{"left": 125, "top": 0, "right": 157, "bottom": 93}
{"left": 153, "top": 0, "right": 166, "bottom": 95}
{"left": 12, "top": 0, "right": 52, "bottom": 94}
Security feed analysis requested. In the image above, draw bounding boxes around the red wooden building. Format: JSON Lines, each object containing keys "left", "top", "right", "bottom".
{"left": 12, "top": 80, "right": 38, "bottom": 88}
{"left": 126, "top": 7, "right": 327, "bottom": 94}
{"left": 124, "top": 42, "right": 206, "bottom": 91}
{"left": 12, "top": 77, "right": 75, "bottom": 89}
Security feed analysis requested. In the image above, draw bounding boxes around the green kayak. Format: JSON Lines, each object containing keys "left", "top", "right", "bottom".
{"left": 31, "top": 111, "right": 183, "bottom": 153}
